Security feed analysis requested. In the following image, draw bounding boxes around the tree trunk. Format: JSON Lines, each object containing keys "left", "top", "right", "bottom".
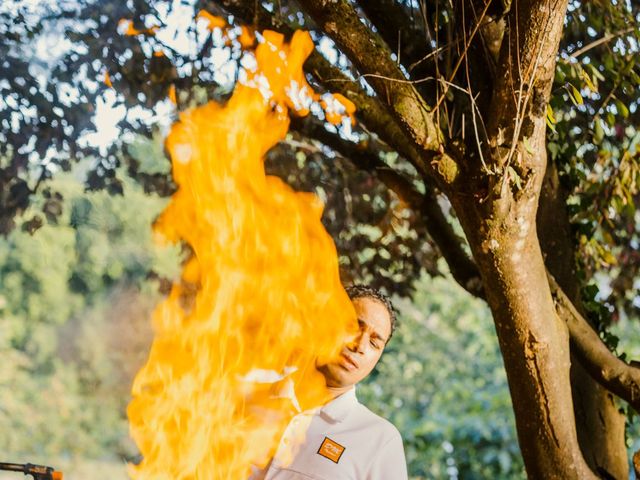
{"left": 538, "top": 162, "right": 628, "bottom": 479}
{"left": 450, "top": 184, "right": 597, "bottom": 478}
{"left": 446, "top": 0, "right": 597, "bottom": 474}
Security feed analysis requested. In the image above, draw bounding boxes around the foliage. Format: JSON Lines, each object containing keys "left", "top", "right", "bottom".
{"left": 549, "top": 0, "right": 640, "bottom": 322}
{"left": 0, "top": 0, "right": 436, "bottom": 296}
{"left": 0, "top": 140, "right": 636, "bottom": 478}
{"left": 0, "top": 156, "right": 179, "bottom": 462}
{"left": 265, "top": 142, "right": 441, "bottom": 297}
{"left": 0, "top": 0, "right": 177, "bottom": 232}
{"left": 608, "top": 317, "right": 640, "bottom": 474}
{"left": 1, "top": 0, "right": 637, "bottom": 313}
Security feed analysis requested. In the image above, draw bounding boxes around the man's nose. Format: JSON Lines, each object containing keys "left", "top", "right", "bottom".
{"left": 347, "top": 331, "right": 366, "bottom": 353}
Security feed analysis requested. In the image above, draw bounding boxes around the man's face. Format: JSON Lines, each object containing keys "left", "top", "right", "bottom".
{"left": 318, "top": 296, "right": 392, "bottom": 389}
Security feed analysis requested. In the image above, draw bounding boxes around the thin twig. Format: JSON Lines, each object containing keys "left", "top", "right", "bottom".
{"left": 569, "top": 27, "right": 636, "bottom": 59}
{"left": 503, "top": 2, "right": 552, "bottom": 170}
{"left": 321, "top": 72, "right": 437, "bottom": 86}
{"left": 433, "top": 0, "right": 492, "bottom": 112}
{"left": 409, "top": 42, "right": 457, "bottom": 72}
{"left": 463, "top": 5, "right": 488, "bottom": 172}
{"left": 434, "top": 0, "right": 441, "bottom": 131}
{"left": 594, "top": 81, "right": 620, "bottom": 118}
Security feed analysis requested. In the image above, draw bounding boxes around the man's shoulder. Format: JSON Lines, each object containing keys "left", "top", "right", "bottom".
{"left": 351, "top": 401, "right": 402, "bottom": 443}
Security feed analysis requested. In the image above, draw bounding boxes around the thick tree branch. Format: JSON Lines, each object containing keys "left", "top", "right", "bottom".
{"left": 296, "top": 0, "right": 441, "bottom": 155}
{"left": 549, "top": 272, "right": 640, "bottom": 412}
{"left": 419, "top": 190, "right": 484, "bottom": 298}
{"left": 290, "top": 115, "right": 483, "bottom": 299}
{"left": 486, "top": 0, "right": 567, "bottom": 173}
{"left": 289, "top": 115, "right": 417, "bottom": 197}
{"left": 304, "top": 53, "right": 429, "bottom": 176}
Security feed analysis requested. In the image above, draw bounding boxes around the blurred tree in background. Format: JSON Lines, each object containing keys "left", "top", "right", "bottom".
{"left": 0, "top": 148, "right": 180, "bottom": 469}
{"left": 1, "top": 0, "right": 637, "bottom": 313}
{"left": 1, "top": 151, "right": 527, "bottom": 477}
{"left": 0, "top": 142, "right": 638, "bottom": 479}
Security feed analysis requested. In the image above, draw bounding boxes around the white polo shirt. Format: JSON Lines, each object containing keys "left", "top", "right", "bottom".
{"left": 253, "top": 388, "right": 408, "bottom": 480}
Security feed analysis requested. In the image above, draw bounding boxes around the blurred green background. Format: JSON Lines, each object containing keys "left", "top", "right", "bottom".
{"left": 1, "top": 139, "right": 639, "bottom": 479}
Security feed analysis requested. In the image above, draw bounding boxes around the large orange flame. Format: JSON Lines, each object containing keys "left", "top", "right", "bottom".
{"left": 127, "top": 29, "right": 357, "bottom": 479}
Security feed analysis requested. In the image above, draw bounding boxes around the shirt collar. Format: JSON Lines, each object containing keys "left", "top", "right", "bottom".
{"left": 319, "top": 387, "right": 358, "bottom": 423}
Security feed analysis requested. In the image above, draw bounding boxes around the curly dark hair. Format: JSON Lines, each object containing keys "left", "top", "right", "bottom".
{"left": 345, "top": 285, "right": 398, "bottom": 342}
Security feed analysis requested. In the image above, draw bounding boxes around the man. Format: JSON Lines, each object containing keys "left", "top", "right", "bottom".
{"left": 253, "top": 285, "right": 408, "bottom": 479}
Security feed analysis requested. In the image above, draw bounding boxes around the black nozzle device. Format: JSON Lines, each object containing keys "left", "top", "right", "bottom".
{"left": 0, "top": 462, "right": 63, "bottom": 480}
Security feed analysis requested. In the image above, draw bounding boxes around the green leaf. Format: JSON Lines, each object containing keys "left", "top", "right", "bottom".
{"left": 583, "top": 284, "right": 599, "bottom": 300}
{"left": 547, "top": 141, "right": 560, "bottom": 160}
{"left": 507, "top": 166, "right": 522, "bottom": 190}
{"left": 594, "top": 119, "right": 604, "bottom": 145}
{"left": 546, "top": 105, "right": 556, "bottom": 123}
{"left": 586, "top": 63, "right": 605, "bottom": 82}
{"left": 616, "top": 100, "right": 629, "bottom": 118}
{"left": 604, "top": 54, "right": 614, "bottom": 71}
{"left": 522, "top": 136, "right": 534, "bottom": 155}
{"left": 620, "top": 183, "right": 634, "bottom": 207}
{"left": 568, "top": 84, "right": 584, "bottom": 106}
{"left": 546, "top": 105, "right": 557, "bottom": 132}
{"left": 580, "top": 69, "right": 597, "bottom": 92}
{"left": 601, "top": 249, "right": 617, "bottom": 266}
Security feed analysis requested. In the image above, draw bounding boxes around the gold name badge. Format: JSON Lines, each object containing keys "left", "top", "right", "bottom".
{"left": 317, "top": 437, "right": 346, "bottom": 463}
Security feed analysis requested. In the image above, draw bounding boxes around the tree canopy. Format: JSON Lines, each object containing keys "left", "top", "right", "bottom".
{"left": 1, "top": 0, "right": 637, "bottom": 313}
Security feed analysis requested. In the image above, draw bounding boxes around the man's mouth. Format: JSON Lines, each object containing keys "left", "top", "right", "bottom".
{"left": 340, "top": 353, "right": 359, "bottom": 371}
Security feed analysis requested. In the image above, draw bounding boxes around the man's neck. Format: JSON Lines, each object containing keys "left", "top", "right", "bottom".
{"left": 326, "top": 384, "right": 353, "bottom": 400}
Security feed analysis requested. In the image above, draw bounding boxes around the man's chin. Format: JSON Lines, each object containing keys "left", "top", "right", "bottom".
{"left": 319, "top": 365, "right": 355, "bottom": 389}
